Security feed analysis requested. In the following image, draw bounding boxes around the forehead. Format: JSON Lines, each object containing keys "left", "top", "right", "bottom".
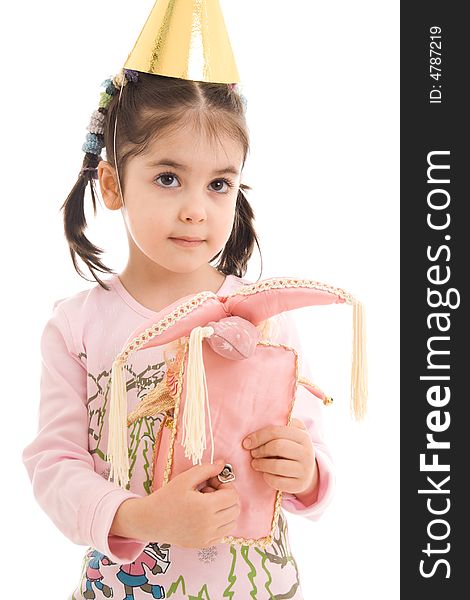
{"left": 141, "top": 118, "right": 244, "bottom": 170}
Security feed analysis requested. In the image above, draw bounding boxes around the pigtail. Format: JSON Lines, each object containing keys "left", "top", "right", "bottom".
{"left": 60, "top": 74, "right": 135, "bottom": 291}
{"left": 211, "top": 183, "right": 263, "bottom": 279}
{"left": 60, "top": 150, "right": 115, "bottom": 291}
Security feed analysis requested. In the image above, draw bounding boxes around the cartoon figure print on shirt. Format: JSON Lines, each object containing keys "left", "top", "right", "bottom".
{"left": 82, "top": 550, "right": 114, "bottom": 599}
{"left": 115, "top": 543, "right": 169, "bottom": 599}
{"left": 78, "top": 545, "right": 170, "bottom": 599}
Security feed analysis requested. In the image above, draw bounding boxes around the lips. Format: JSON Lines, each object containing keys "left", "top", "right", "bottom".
{"left": 170, "top": 237, "right": 205, "bottom": 248}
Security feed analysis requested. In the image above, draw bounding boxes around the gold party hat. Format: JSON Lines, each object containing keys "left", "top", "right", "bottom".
{"left": 124, "top": 0, "right": 240, "bottom": 83}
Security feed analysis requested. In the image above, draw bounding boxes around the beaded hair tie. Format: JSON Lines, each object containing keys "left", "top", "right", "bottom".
{"left": 79, "top": 70, "right": 247, "bottom": 179}
{"left": 79, "top": 166, "right": 99, "bottom": 179}
{"left": 80, "top": 69, "right": 139, "bottom": 161}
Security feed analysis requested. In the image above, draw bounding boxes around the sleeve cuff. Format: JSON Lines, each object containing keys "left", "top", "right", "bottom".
{"left": 281, "top": 447, "right": 335, "bottom": 520}
{"left": 89, "top": 487, "right": 148, "bottom": 563}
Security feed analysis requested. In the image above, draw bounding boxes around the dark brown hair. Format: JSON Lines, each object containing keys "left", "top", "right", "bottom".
{"left": 61, "top": 72, "right": 262, "bottom": 291}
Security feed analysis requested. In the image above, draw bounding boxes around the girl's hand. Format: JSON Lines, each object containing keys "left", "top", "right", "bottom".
{"left": 242, "top": 418, "right": 319, "bottom": 499}
{"left": 111, "top": 461, "right": 241, "bottom": 548}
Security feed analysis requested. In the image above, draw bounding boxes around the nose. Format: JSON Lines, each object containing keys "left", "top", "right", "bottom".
{"left": 178, "top": 196, "right": 207, "bottom": 223}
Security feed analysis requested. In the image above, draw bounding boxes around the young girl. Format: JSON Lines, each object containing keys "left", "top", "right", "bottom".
{"left": 22, "top": 7, "right": 335, "bottom": 599}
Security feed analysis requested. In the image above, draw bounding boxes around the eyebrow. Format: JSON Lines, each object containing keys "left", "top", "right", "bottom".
{"left": 146, "top": 159, "right": 240, "bottom": 176}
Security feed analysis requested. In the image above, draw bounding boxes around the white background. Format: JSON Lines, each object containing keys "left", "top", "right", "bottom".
{"left": 2, "top": 1, "right": 399, "bottom": 598}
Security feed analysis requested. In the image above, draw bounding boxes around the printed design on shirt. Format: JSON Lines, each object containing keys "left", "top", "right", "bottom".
{"left": 128, "top": 413, "right": 162, "bottom": 494}
{"left": 223, "top": 545, "right": 237, "bottom": 598}
{"left": 221, "top": 511, "right": 300, "bottom": 599}
{"left": 115, "top": 543, "right": 170, "bottom": 599}
{"left": 254, "top": 511, "right": 301, "bottom": 599}
{"left": 164, "top": 574, "right": 186, "bottom": 596}
{"left": 87, "top": 363, "right": 113, "bottom": 461}
{"left": 74, "top": 506, "right": 300, "bottom": 598}
{"left": 164, "top": 575, "right": 212, "bottom": 600}
{"left": 197, "top": 545, "right": 218, "bottom": 564}
{"left": 188, "top": 584, "right": 211, "bottom": 599}
{"left": 87, "top": 357, "right": 169, "bottom": 494}
{"left": 77, "top": 544, "right": 170, "bottom": 600}
{"left": 80, "top": 549, "right": 115, "bottom": 599}
{"left": 100, "top": 465, "right": 111, "bottom": 480}
{"left": 145, "top": 512, "right": 299, "bottom": 599}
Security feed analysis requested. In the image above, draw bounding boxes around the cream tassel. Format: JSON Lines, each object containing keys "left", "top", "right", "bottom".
{"left": 182, "top": 326, "right": 215, "bottom": 465}
{"left": 107, "top": 357, "right": 130, "bottom": 488}
{"left": 351, "top": 300, "right": 368, "bottom": 420}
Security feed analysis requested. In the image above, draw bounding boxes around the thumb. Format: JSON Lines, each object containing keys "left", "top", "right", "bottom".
{"left": 184, "top": 459, "right": 226, "bottom": 490}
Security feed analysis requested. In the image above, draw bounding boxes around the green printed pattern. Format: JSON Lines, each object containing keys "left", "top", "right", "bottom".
{"left": 223, "top": 545, "right": 237, "bottom": 598}
{"left": 87, "top": 357, "right": 166, "bottom": 493}
{"left": 165, "top": 518, "right": 299, "bottom": 600}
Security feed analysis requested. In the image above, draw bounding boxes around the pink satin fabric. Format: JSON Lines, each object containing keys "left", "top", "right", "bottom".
{"left": 206, "top": 316, "right": 259, "bottom": 359}
{"left": 124, "top": 278, "right": 346, "bottom": 353}
{"left": 152, "top": 342, "right": 299, "bottom": 541}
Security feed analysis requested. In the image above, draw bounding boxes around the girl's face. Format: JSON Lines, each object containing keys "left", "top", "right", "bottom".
{"left": 101, "top": 120, "right": 244, "bottom": 279}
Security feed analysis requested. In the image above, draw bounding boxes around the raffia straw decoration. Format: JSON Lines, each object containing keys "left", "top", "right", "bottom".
{"left": 107, "top": 357, "right": 130, "bottom": 488}
{"left": 183, "top": 326, "right": 216, "bottom": 465}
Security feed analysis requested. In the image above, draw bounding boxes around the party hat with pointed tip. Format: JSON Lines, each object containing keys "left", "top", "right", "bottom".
{"left": 123, "top": 0, "right": 240, "bottom": 83}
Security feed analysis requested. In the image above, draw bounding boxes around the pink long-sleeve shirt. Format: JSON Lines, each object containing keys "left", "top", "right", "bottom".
{"left": 22, "top": 273, "right": 335, "bottom": 599}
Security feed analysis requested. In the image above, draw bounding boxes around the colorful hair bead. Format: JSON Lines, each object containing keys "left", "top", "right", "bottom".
{"left": 87, "top": 110, "right": 106, "bottom": 135}
{"left": 112, "top": 72, "right": 125, "bottom": 88}
{"left": 99, "top": 92, "right": 113, "bottom": 109}
{"left": 123, "top": 69, "right": 139, "bottom": 83}
{"left": 82, "top": 132, "right": 105, "bottom": 155}
{"left": 101, "top": 78, "right": 118, "bottom": 96}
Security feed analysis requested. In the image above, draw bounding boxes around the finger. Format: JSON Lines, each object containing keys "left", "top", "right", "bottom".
{"left": 251, "top": 457, "right": 303, "bottom": 478}
{"left": 209, "top": 484, "right": 239, "bottom": 508}
{"left": 200, "top": 486, "right": 217, "bottom": 493}
{"left": 242, "top": 424, "right": 307, "bottom": 451}
{"left": 206, "top": 475, "right": 236, "bottom": 491}
{"left": 186, "top": 460, "right": 227, "bottom": 490}
{"left": 211, "top": 490, "right": 240, "bottom": 515}
{"left": 250, "top": 438, "right": 304, "bottom": 461}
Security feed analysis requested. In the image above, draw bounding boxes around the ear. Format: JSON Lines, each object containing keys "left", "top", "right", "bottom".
{"left": 98, "top": 160, "right": 122, "bottom": 210}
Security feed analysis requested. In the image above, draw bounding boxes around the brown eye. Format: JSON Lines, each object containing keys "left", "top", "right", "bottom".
{"left": 155, "top": 173, "right": 179, "bottom": 188}
{"left": 210, "top": 178, "right": 234, "bottom": 193}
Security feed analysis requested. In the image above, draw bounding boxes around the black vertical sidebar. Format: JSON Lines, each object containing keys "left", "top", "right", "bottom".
{"left": 401, "top": 2, "right": 467, "bottom": 597}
